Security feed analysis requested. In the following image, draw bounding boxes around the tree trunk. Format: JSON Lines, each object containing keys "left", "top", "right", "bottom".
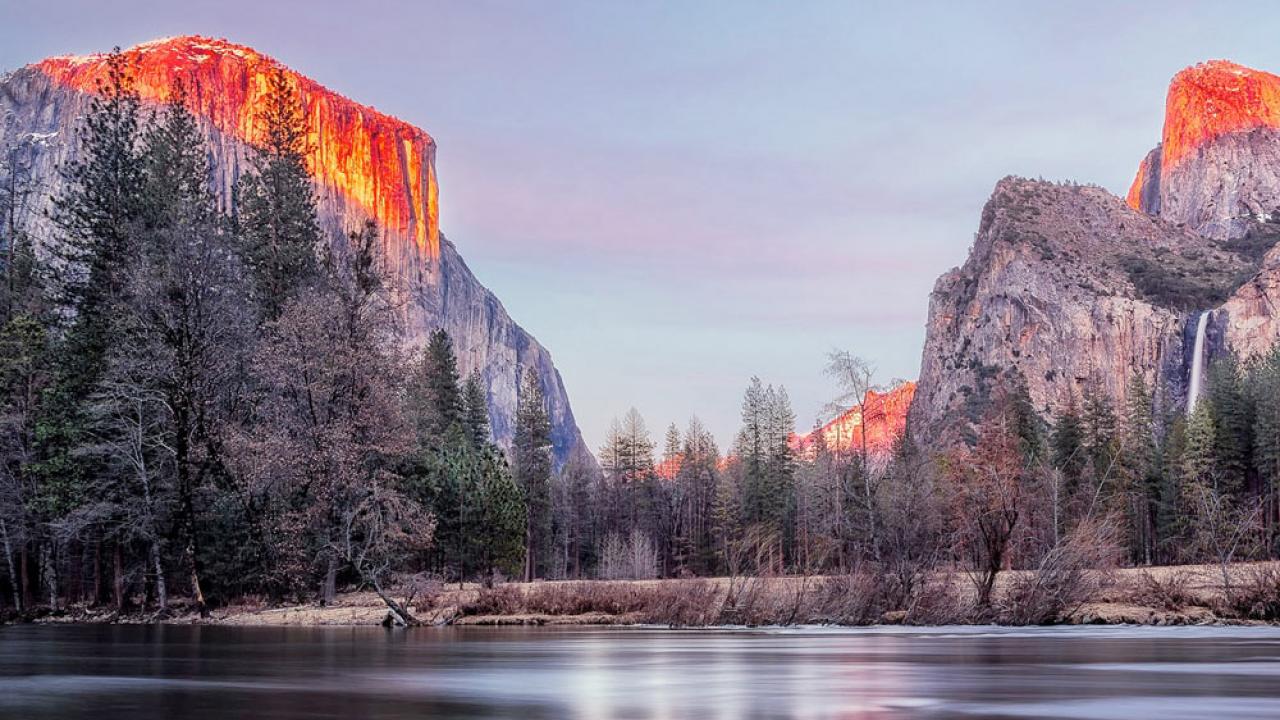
{"left": 0, "top": 519, "right": 20, "bottom": 611}
{"left": 187, "top": 541, "right": 207, "bottom": 617}
{"left": 370, "top": 575, "right": 419, "bottom": 627}
{"left": 524, "top": 526, "right": 533, "bottom": 583}
{"left": 321, "top": 553, "right": 337, "bottom": 606}
{"left": 20, "top": 543, "right": 30, "bottom": 609}
{"left": 175, "top": 409, "right": 208, "bottom": 618}
{"left": 113, "top": 543, "right": 124, "bottom": 611}
{"left": 40, "top": 542, "right": 56, "bottom": 610}
{"left": 150, "top": 541, "right": 167, "bottom": 613}
{"left": 92, "top": 541, "right": 102, "bottom": 606}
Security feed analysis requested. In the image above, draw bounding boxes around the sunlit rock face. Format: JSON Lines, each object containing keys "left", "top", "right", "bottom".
{"left": 38, "top": 36, "right": 439, "bottom": 263}
{"left": 0, "top": 36, "right": 590, "bottom": 467}
{"left": 1127, "top": 60, "right": 1280, "bottom": 239}
{"left": 792, "top": 382, "right": 915, "bottom": 458}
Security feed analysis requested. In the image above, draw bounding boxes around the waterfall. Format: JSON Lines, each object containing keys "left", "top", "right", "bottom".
{"left": 1186, "top": 311, "right": 1210, "bottom": 415}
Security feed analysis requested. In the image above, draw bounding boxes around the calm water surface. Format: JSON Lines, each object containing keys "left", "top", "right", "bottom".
{"left": 3, "top": 623, "right": 1280, "bottom": 719}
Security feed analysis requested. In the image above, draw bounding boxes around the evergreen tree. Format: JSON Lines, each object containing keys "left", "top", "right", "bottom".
{"left": 1183, "top": 403, "right": 1217, "bottom": 490}
{"left": 1051, "top": 400, "right": 1086, "bottom": 491}
{"left": 735, "top": 377, "right": 768, "bottom": 526}
{"left": 462, "top": 370, "right": 490, "bottom": 448}
{"left": 36, "top": 49, "right": 149, "bottom": 605}
{"left": 662, "top": 423, "right": 681, "bottom": 476}
{"left": 514, "top": 368, "right": 552, "bottom": 581}
{"left": 1156, "top": 412, "right": 1188, "bottom": 562}
{"left": 1251, "top": 346, "right": 1280, "bottom": 545}
{"left": 408, "top": 329, "right": 464, "bottom": 447}
{"left": 765, "top": 385, "right": 797, "bottom": 565}
{"left": 1004, "top": 372, "right": 1046, "bottom": 462}
{"left": 235, "top": 67, "right": 321, "bottom": 319}
{"left": 1082, "top": 383, "right": 1119, "bottom": 488}
{"left": 1206, "top": 356, "right": 1252, "bottom": 496}
{"left": 101, "top": 84, "right": 245, "bottom": 614}
{"left": 50, "top": 48, "right": 146, "bottom": 322}
{"left": 1119, "top": 373, "right": 1160, "bottom": 563}
{"left": 474, "top": 449, "right": 526, "bottom": 583}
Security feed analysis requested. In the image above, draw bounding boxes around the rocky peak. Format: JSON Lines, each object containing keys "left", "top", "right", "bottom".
{"left": 1127, "top": 60, "right": 1280, "bottom": 239}
{"left": 1159, "top": 60, "right": 1280, "bottom": 172}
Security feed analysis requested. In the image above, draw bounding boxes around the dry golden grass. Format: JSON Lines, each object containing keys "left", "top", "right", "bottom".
{"left": 41, "top": 561, "right": 1280, "bottom": 627}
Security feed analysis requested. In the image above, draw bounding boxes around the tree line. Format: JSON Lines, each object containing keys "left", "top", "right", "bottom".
{"left": 3, "top": 51, "right": 1277, "bottom": 621}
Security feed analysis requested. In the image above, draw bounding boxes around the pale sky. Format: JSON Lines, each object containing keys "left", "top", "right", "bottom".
{"left": 6, "top": 1, "right": 1280, "bottom": 451}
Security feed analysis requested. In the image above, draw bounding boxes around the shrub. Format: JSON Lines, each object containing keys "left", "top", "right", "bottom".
{"left": 1221, "top": 565, "right": 1280, "bottom": 621}
{"left": 458, "top": 585, "right": 524, "bottom": 616}
{"left": 1132, "top": 570, "right": 1197, "bottom": 611}
{"left": 999, "top": 517, "right": 1120, "bottom": 625}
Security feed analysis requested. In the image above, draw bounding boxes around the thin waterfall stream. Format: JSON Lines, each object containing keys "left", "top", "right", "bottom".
{"left": 1186, "top": 311, "right": 1210, "bottom": 415}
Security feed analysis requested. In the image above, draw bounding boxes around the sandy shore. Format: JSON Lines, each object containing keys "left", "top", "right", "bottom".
{"left": 24, "top": 561, "right": 1280, "bottom": 628}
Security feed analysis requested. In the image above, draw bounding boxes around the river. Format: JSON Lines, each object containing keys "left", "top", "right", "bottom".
{"left": 3, "top": 624, "right": 1280, "bottom": 718}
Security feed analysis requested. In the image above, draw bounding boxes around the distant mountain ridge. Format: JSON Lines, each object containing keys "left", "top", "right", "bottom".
{"left": 0, "top": 35, "right": 592, "bottom": 466}
{"left": 792, "top": 382, "right": 915, "bottom": 459}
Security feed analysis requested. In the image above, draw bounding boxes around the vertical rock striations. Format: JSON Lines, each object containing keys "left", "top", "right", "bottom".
{"left": 910, "top": 178, "right": 1249, "bottom": 445}
{"left": 0, "top": 36, "right": 591, "bottom": 466}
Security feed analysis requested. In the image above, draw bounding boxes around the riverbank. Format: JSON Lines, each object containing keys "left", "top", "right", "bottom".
{"left": 17, "top": 561, "right": 1280, "bottom": 628}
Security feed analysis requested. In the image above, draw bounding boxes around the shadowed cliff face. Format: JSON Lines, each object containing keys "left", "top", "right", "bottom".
{"left": 0, "top": 36, "right": 591, "bottom": 467}
{"left": 910, "top": 178, "right": 1250, "bottom": 445}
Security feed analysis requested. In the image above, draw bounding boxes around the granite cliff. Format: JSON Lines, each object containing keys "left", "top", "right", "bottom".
{"left": 0, "top": 36, "right": 590, "bottom": 466}
{"left": 912, "top": 60, "right": 1280, "bottom": 444}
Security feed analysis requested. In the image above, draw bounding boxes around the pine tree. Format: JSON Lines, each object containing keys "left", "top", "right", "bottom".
{"left": 1051, "top": 401, "right": 1086, "bottom": 488}
{"left": 1119, "top": 373, "right": 1159, "bottom": 563}
{"left": 35, "top": 50, "right": 149, "bottom": 606}
{"left": 514, "top": 368, "right": 552, "bottom": 581}
{"left": 1156, "top": 412, "right": 1188, "bottom": 562}
{"left": 235, "top": 66, "right": 321, "bottom": 319}
{"left": 475, "top": 449, "right": 526, "bottom": 583}
{"left": 1183, "top": 403, "right": 1217, "bottom": 490}
{"left": 0, "top": 137, "right": 43, "bottom": 324}
{"left": 108, "top": 84, "right": 243, "bottom": 614}
{"left": 1251, "top": 346, "right": 1280, "bottom": 544}
{"left": 662, "top": 423, "right": 681, "bottom": 477}
{"left": 765, "top": 385, "right": 797, "bottom": 565}
{"left": 462, "top": 370, "right": 490, "bottom": 448}
{"left": 1004, "top": 373, "right": 1045, "bottom": 463}
{"left": 51, "top": 48, "right": 146, "bottom": 321}
{"left": 1206, "top": 356, "right": 1252, "bottom": 496}
{"left": 408, "top": 329, "right": 464, "bottom": 447}
{"left": 735, "top": 377, "right": 768, "bottom": 526}
{"left": 1082, "top": 383, "right": 1119, "bottom": 489}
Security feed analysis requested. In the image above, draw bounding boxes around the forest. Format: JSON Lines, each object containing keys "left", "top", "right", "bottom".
{"left": 2, "top": 50, "right": 1280, "bottom": 625}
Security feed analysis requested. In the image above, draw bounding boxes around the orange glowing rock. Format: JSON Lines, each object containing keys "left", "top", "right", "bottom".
{"left": 654, "top": 454, "right": 682, "bottom": 481}
{"left": 1125, "top": 151, "right": 1154, "bottom": 210}
{"left": 792, "top": 381, "right": 916, "bottom": 457}
{"left": 1127, "top": 60, "right": 1280, "bottom": 210}
{"left": 36, "top": 36, "right": 439, "bottom": 259}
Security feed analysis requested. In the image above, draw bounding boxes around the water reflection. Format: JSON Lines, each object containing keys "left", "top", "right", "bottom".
{"left": 3, "top": 624, "right": 1280, "bottom": 718}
